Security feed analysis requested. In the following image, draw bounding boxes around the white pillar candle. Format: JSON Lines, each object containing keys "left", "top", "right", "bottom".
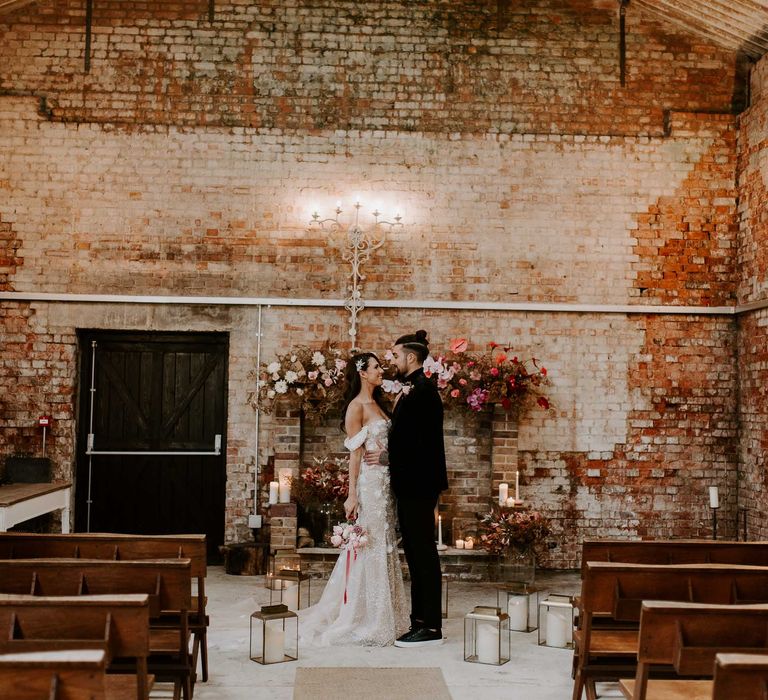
{"left": 508, "top": 596, "right": 528, "bottom": 632}
{"left": 268, "top": 481, "right": 279, "bottom": 505}
{"left": 278, "top": 469, "right": 292, "bottom": 504}
{"left": 505, "top": 496, "right": 516, "bottom": 508}
{"left": 455, "top": 539, "right": 465, "bottom": 549}
{"left": 282, "top": 583, "right": 299, "bottom": 610}
{"left": 515, "top": 471, "right": 520, "bottom": 502}
{"left": 438, "top": 515, "right": 443, "bottom": 547}
{"left": 476, "top": 622, "right": 500, "bottom": 664}
{"left": 709, "top": 486, "right": 719, "bottom": 508}
{"left": 546, "top": 608, "right": 568, "bottom": 648}
{"left": 498, "top": 483, "right": 509, "bottom": 506}
{"left": 464, "top": 538, "right": 474, "bottom": 550}
{"left": 263, "top": 624, "right": 285, "bottom": 663}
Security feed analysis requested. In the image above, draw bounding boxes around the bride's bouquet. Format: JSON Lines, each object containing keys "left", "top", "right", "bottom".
{"left": 330, "top": 521, "right": 369, "bottom": 553}
{"left": 330, "top": 520, "right": 369, "bottom": 605}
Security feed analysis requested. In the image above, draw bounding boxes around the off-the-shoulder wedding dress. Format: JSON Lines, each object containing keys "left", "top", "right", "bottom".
{"left": 299, "top": 418, "right": 409, "bottom": 646}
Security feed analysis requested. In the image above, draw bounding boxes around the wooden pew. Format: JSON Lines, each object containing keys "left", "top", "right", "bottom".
{"left": 713, "top": 653, "right": 768, "bottom": 700}
{"left": 580, "top": 539, "right": 768, "bottom": 576}
{"left": 573, "top": 562, "right": 768, "bottom": 700}
{"left": 0, "top": 594, "right": 152, "bottom": 700}
{"left": 0, "top": 559, "right": 193, "bottom": 700}
{"left": 617, "top": 601, "right": 768, "bottom": 699}
{"left": 0, "top": 648, "right": 110, "bottom": 700}
{"left": 0, "top": 532, "right": 210, "bottom": 683}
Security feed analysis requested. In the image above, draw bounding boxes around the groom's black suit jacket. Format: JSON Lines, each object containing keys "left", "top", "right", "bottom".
{"left": 388, "top": 367, "right": 449, "bottom": 499}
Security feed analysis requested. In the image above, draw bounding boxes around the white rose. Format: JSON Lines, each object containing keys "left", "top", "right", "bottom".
{"left": 267, "top": 390, "right": 275, "bottom": 398}
{"left": 275, "top": 380, "right": 288, "bottom": 394}
{"left": 267, "top": 361, "right": 280, "bottom": 374}
{"left": 290, "top": 355, "right": 297, "bottom": 362}
{"left": 312, "top": 351, "right": 325, "bottom": 366}
{"left": 271, "top": 372, "right": 280, "bottom": 381}
{"left": 285, "top": 370, "right": 299, "bottom": 384}
{"left": 330, "top": 535, "right": 343, "bottom": 547}
{"left": 296, "top": 388, "right": 304, "bottom": 395}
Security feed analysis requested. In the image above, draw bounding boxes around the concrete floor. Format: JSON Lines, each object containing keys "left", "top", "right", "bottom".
{"left": 160, "top": 566, "right": 625, "bottom": 700}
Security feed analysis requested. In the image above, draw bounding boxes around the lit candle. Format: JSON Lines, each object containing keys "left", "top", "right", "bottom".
{"left": 515, "top": 471, "right": 520, "bottom": 502}
{"left": 263, "top": 623, "right": 285, "bottom": 663}
{"left": 464, "top": 537, "right": 474, "bottom": 550}
{"left": 505, "top": 496, "right": 516, "bottom": 508}
{"left": 438, "top": 515, "right": 443, "bottom": 547}
{"left": 268, "top": 481, "right": 279, "bottom": 505}
{"left": 498, "top": 483, "right": 509, "bottom": 506}
{"left": 278, "top": 469, "right": 292, "bottom": 504}
{"left": 455, "top": 539, "right": 465, "bottom": 549}
{"left": 476, "top": 622, "right": 500, "bottom": 664}
{"left": 283, "top": 583, "right": 299, "bottom": 610}
{"left": 508, "top": 596, "right": 528, "bottom": 632}
{"left": 546, "top": 608, "right": 568, "bottom": 648}
{"left": 709, "top": 486, "right": 719, "bottom": 509}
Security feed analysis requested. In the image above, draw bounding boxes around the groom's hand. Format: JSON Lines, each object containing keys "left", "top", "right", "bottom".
{"left": 364, "top": 448, "right": 388, "bottom": 466}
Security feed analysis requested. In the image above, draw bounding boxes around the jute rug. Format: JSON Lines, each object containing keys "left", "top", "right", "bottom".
{"left": 293, "top": 667, "right": 452, "bottom": 700}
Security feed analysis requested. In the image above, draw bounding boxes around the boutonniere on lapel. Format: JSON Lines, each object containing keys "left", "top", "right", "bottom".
{"left": 382, "top": 379, "right": 413, "bottom": 397}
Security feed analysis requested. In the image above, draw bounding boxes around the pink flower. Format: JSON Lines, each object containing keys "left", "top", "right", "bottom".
{"left": 449, "top": 338, "right": 468, "bottom": 353}
{"left": 490, "top": 367, "right": 499, "bottom": 377}
{"left": 470, "top": 370, "right": 481, "bottom": 381}
{"left": 459, "top": 378, "right": 467, "bottom": 386}
{"left": 424, "top": 369, "right": 433, "bottom": 378}
{"left": 308, "top": 371, "right": 318, "bottom": 380}
{"left": 324, "top": 377, "right": 333, "bottom": 387}
{"left": 450, "top": 389, "right": 460, "bottom": 398}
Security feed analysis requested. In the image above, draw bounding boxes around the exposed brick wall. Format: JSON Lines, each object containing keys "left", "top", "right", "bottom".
{"left": 0, "top": 0, "right": 739, "bottom": 135}
{"left": 0, "top": 0, "right": 757, "bottom": 566}
{"left": 735, "top": 55, "right": 768, "bottom": 542}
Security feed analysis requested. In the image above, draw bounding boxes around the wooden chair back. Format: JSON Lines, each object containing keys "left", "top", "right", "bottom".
{"left": 713, "top": 653, "right": 768, "bottom": 700}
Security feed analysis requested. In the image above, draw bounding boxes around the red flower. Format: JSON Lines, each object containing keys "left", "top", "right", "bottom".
{"left": 490, "top": 367, "right": 499, "bottom": 377}
{"left": 489, "top": 342, "right": 499, "bottom": 349}
{"left": 537, "top": 397, "right": 550, "bottom": 409}
{"left": 496, "top": 353, "right": 507, "bottom": 364}
{"left": 540, "top": 367, "right": 547, "bottom": 376}
{"left": 501, "top": 397, "right": 512, "bottom": 410}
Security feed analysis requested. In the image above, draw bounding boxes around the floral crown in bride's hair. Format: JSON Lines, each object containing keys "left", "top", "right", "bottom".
{"left": 355, "top": 358, "right": 365, "bottom": 372}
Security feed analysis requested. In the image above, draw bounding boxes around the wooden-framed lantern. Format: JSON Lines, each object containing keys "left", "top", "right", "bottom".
{"left": 249, "top": 604, "right": 298, "bottom": 664}
{"left": 442, "top": 573, "right": 449, "bottom": 619}
{"left": 464, "top": 605, "right": 510, "bottom": 665}
{"left": 496, "top": 582, "right": 541, "bottom": 633}
{"left": 537, "top": 593, "right": 575, "bottom": 649}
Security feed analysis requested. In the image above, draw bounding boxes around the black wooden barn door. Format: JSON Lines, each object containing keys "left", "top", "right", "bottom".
{"left": 75, "top": 331, "right": 228, "bottom": 560}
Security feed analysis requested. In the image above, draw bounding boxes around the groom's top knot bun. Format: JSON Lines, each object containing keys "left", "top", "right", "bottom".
{"left": 415, "top": 329, "right": 429, "bottom": 345}
{"left": 395, "top": 330, "right": 430, "bottom": 363}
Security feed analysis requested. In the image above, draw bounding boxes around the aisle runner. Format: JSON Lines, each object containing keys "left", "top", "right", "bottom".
{"left": 293, "top": 667, "right": 452, "bottom": 700}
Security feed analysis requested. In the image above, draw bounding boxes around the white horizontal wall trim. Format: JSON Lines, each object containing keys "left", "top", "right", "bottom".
{"left": 1, "top": 290, "right": 761, "bottom": 315}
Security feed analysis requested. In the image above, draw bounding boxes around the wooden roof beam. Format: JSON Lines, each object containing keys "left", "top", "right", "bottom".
{"left": 652, "top": 0, "right": 768, "bottom": 42}
{"left": 0, "top": 0, "right": 38, "bottom": 14}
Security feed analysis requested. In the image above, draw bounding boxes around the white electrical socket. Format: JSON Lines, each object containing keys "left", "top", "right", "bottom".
{"left": 248, "top": 514, "right": 262, "bottom": 529}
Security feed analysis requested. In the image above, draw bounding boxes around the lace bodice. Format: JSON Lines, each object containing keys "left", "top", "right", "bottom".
{"left": 299, "top": 417, "right": 408, "bottom": 646}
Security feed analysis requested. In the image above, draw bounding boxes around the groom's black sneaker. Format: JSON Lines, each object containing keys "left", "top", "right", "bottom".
{"left": 394, "top": 627, "right": 444, "bottom": 647}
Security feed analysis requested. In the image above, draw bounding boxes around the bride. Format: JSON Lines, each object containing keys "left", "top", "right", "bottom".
{"left": 299, "top": 352, "right": 409, "bottom": 646}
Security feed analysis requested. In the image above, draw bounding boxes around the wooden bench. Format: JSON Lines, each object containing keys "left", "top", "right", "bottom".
{"left": 713, "top": 653, "right": 768, "bottom": 700}
{"left": 0, "top": 594, "right": 152, "bottom": 700}
{"left": 0, "top": 532, "right": 210, "bottom": 682}
{"left": 617, "top": 601, "right": 768, "bottom": 699}
{"left": 0, "top": 558, "right": 193, "bottom": 700}
{"left": 0, "top": 649, "right": 120, "bottom": 700}
{"left": 573, "top": 562, "right": 768, "bottom": 700}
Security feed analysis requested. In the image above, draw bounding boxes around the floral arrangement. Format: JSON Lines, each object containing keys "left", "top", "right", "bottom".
{"left": 421, "top": 338, "right": 550, "bottom": 413}
{"left": 330, "top": 521, "right": 369, "bottom": 553}
{"left": 252, "top": 341, "right": 346, "bottom": 418}
{"left": 479, "top": 507, "right": 552, "bottom": 556}
{"left": 291, "top": 456, "right": 349, "bottom": 509}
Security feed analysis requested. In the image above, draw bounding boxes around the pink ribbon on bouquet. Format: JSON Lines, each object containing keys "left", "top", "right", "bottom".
{"left": 343, "top": 547, "right": 358, "bottom": 605}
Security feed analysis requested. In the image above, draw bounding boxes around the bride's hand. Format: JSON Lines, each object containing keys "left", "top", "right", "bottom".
{"left": 344, "top": 495, "right": 359, "bottom": 521}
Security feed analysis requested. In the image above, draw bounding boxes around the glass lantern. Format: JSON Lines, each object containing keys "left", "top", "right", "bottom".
{"left": 496, "top": 582, "right": 541, "bottom": 633}
{"left": 442, "top": 574, "right": 449, "bottom": 619}
{"left": 269, "top": 569, "right": 311, "bottom": 610}
{"left": 464, "top": 606, "right": 510, "bottom": 665}
{"left": 250, "top": 604, "right": 298, "bottom": 664}
{"left": 537, "top": 594, "right": 575, "bottom": 649}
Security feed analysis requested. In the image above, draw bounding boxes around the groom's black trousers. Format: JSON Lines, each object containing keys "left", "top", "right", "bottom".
{"left": 396, "top": 495, "right": 442, "bottom": 631}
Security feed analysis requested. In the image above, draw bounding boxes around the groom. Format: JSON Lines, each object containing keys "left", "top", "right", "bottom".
{"left": 368, "top": 329, "right": 448, "bottom": 647}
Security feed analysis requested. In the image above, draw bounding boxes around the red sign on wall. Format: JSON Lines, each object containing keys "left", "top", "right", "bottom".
{"left": 38, "top": 416, "right": 51, "bottom": 427}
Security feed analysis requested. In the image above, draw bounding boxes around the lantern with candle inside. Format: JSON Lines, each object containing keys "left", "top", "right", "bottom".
{"left": 250, "top": 604, "right": 298, "bottom": 664}
{"left": 278, "top": 468, "right": 293, "bottom": 503}
{"left": 537, "top": 594, "right": 575, "bottom": 649}
{"left": 269, "top": 569, "right": 311, "bottom": 610}
{"left": 464, "top": 605, "right": 510, "bottom": 665}
{"left": 496, "top": 582, "right": 541, "bottom": 633}
{"left": 441, "top": 573, "right": 449, "bottom": 619}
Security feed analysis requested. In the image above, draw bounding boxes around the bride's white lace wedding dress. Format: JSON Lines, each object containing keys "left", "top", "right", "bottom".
{"left": 299, "top": 418, "right": 409, "bottom": 646}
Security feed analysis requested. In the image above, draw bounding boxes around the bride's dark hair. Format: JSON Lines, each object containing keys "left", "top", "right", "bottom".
{"left": 340, "top": 352, "right": 389, "bottom": 432}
